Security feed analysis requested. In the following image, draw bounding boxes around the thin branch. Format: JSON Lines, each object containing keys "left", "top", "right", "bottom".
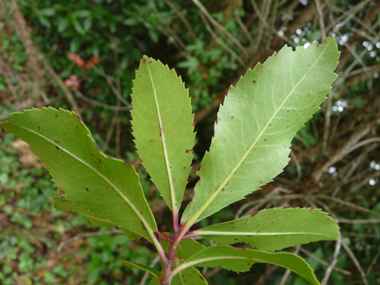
{"left": 315, "top": 0, "right": 326, "bottom": 42}
{"left": 290, "top": 150, "right": 301, "bottom": 181}
{"left": 163, "top": 0, "right": 197, "bottom": 40}
{"left": 90, "top": 65, "right": 131, "bottom": 108}
{"left": 57, "top": 229, "right": 123, "bottom": 252}
{"left": 346, "top": 137, "right": 380, "bottom": 154}
{"left": 299, "top": 247, "right": 351, "bottom": 276}
{"left": 192, "top": 0, "right": 248, "bottom": 56}
{"left": 199, "top": 13, "right": 244, "bottom": 65}
{"left": 41, "top": 56, "right": 80, "bottom": 114}
{"left": 341, "top": 241, "right": 368, "bottom": 285}
{"left": 235, "top": 14, "right": 254, "bottom": 47}
{"left": 279, "top": 245, "right": 301, "bottom": 285}
{"left": 321, "top": 236, "right": 342, "bottom": 285}
{"left": 316, "top": 195, "right": 380, "bottom": 217}
{"left": 75, "top": 90, "right": 131, "bottom": 111}
{"left": 10, "top": 0, "right": 42, "bottom": 102}
{"left": 338, "top": 218, "right": 380, "bottom": 224}
{"left": 366, "top": 250, "right": 380, "bottom": 277}
{"left": 140, "top": 255, "right": 160, "bottom": 285}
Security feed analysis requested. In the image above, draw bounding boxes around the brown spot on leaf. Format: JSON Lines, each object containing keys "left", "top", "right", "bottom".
{"left": 259, "top": 181, "right": 263, "bottom": 184}
{"left": 284, "top": 145, "right": 287, "bottom": 148}
{"left": 55, "top": 146, "right": 60, "bottom": 150}
{"left": 253, "top": 80, "right": 257, "bottom": 83}
{"left": 91, "top": 153, "right": 102, "bottom": 163}
{"left": 307, "top": 93, "right": 311, "bottom": 97}
{"left": 149, "top": 139, "right": 153, "bottom": 142}
{"left": 54, "top": 139, "right": 61, "bottom": 144}
{"left": 85, "top": 187, "right": 89, "bottom": 191}
{"left": 264, "top": 138, "right": 267, "bottom": 142}
{"left": 256, "top": 230, "right": 261, "bottom": 234}
{"left": 37, "top": 126, "right": 41, "bottom": 131}
{"left": 55, "top": 114, "right": 58, "bottom": 117}
{"left": 250, "top": 209, "right": 258, "bottom": 217}
{"left": 62, "top": 156, "right": 67, "bottom": 161}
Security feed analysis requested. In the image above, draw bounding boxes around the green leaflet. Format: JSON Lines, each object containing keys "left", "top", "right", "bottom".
{"left": 121, "top": 260, "right": 161, "bottom": 281}
{"left": 173, "top": 245, "right": 320, "bottom": 285}
{"left": 172, "top": 264, "right": 208, "bottom": 285}
{"left": 0, "top": 108, "right": 157, "bottom": 241}
{"left": 184, "top": 37, "right": 339, "bottom": 224}
{"left": 196, "top": 208, "right": 340, "bottom": 251}
{"left": 131, "top": 56, "right": 195, "bottom": 213}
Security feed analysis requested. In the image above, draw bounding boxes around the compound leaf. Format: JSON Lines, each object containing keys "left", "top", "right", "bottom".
{"left": 0, "top": 108, "right": 157, "bottom": 241}
{"left": 184, "top": 37, "right": 339, "bottom": 224}
{"left": 196, "top": 208, "right": 340, "bottom": 251}
{"left": 174, "top": 245, "right": 320, "bottom": 285}
{"left": 131, "top": 56, "right": 195, "bottom": 213}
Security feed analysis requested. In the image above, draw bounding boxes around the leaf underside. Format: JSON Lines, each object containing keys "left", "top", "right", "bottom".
{"left": 0, "top": 108, "right": 157, "bottom": 241}
{"left": 196, "top": 208, "right": 340, "bottom": 251}
{"left": 184, "top": 36, "right": 340, "bottom": 224}
{"left": 131, "top": 56, "right": 195, "bottom": 213}
{"left": 177, "top": 245, "right": 320, "bottom": 285}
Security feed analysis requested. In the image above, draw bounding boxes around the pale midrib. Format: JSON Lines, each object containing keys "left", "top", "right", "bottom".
{"left": 146, "top": 65, "right": 177, "bottom": 213}
{"left": 173, "top": 255, "right": 269, "bottom": 277}
{"left": 197, "top": 231, "right": 332, "bottom": 237}
{"left": 190, "top": 45, "right": 329, "bottom": 224}
{"left": 14, "top": 123, "right": 156, "bottom": 240}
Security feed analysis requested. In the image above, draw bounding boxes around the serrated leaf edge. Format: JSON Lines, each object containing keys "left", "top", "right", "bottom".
{"left": 187, "top": 38, "right": 337, "bottom": 225}
{"left": 4, "top": 108, "right": 158, "bottom": 243}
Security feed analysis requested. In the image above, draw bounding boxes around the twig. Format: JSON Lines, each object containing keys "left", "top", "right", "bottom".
{"left": 41, "top": 57, "right": 79, "bottom": 114}
{"left": 163, "top": 0, "right": 197, "bottom": 40}
{"left": 346, "top": 138, "right": 380, "bottom": 154}
{"left": 290, "top": 150, "right": 301, "bottom": 181}
{"left": 235, "top": 14, "right": 254, "bottom": 47}
{"left": 148, "top": 0, "right": 187, "bottom": 51}
{"left": 299, "top": 247, "right": 351, "bottom": 275}
{"left": 75, "top": 90, "right": 131, "bottom": 111}
{"left": 57, "top": 229, "right": 123, "bottom": 252}
{"left": 341, "top": 241, "right": 368, "bottom": 285}
{"left": 321, "top": 235, "right": 342, "bottom": 285}
{"left": 90, "top": 65, "right": 131, "bottom": 108}
{"left": 366, "top": 250, "right": 380, "bottom": 277}
{"left": 140, "top": 255, "right": 160, "bottom": 285}
{"left": 192, "top": 0, "right": 248, "bottom": 56}
{"left": 10, "top": 0, "right": 42, "bottom": 102}
{"left": 315, "top": 0, "right": 326, "bottom": 42}
{"left": 337, "top": 218, "right": 380, "bottom": 224}
{"left": 322, "top": 91, "right": 332, "bottom": 151}
{"left": 279, "top": 245, "right": 301, "bottom": 285}
{"left": 198, "top": 13, "right": 244, "bottom": 65}
{"left": 316, "top": 195, "right": 380, "bottom": 217}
